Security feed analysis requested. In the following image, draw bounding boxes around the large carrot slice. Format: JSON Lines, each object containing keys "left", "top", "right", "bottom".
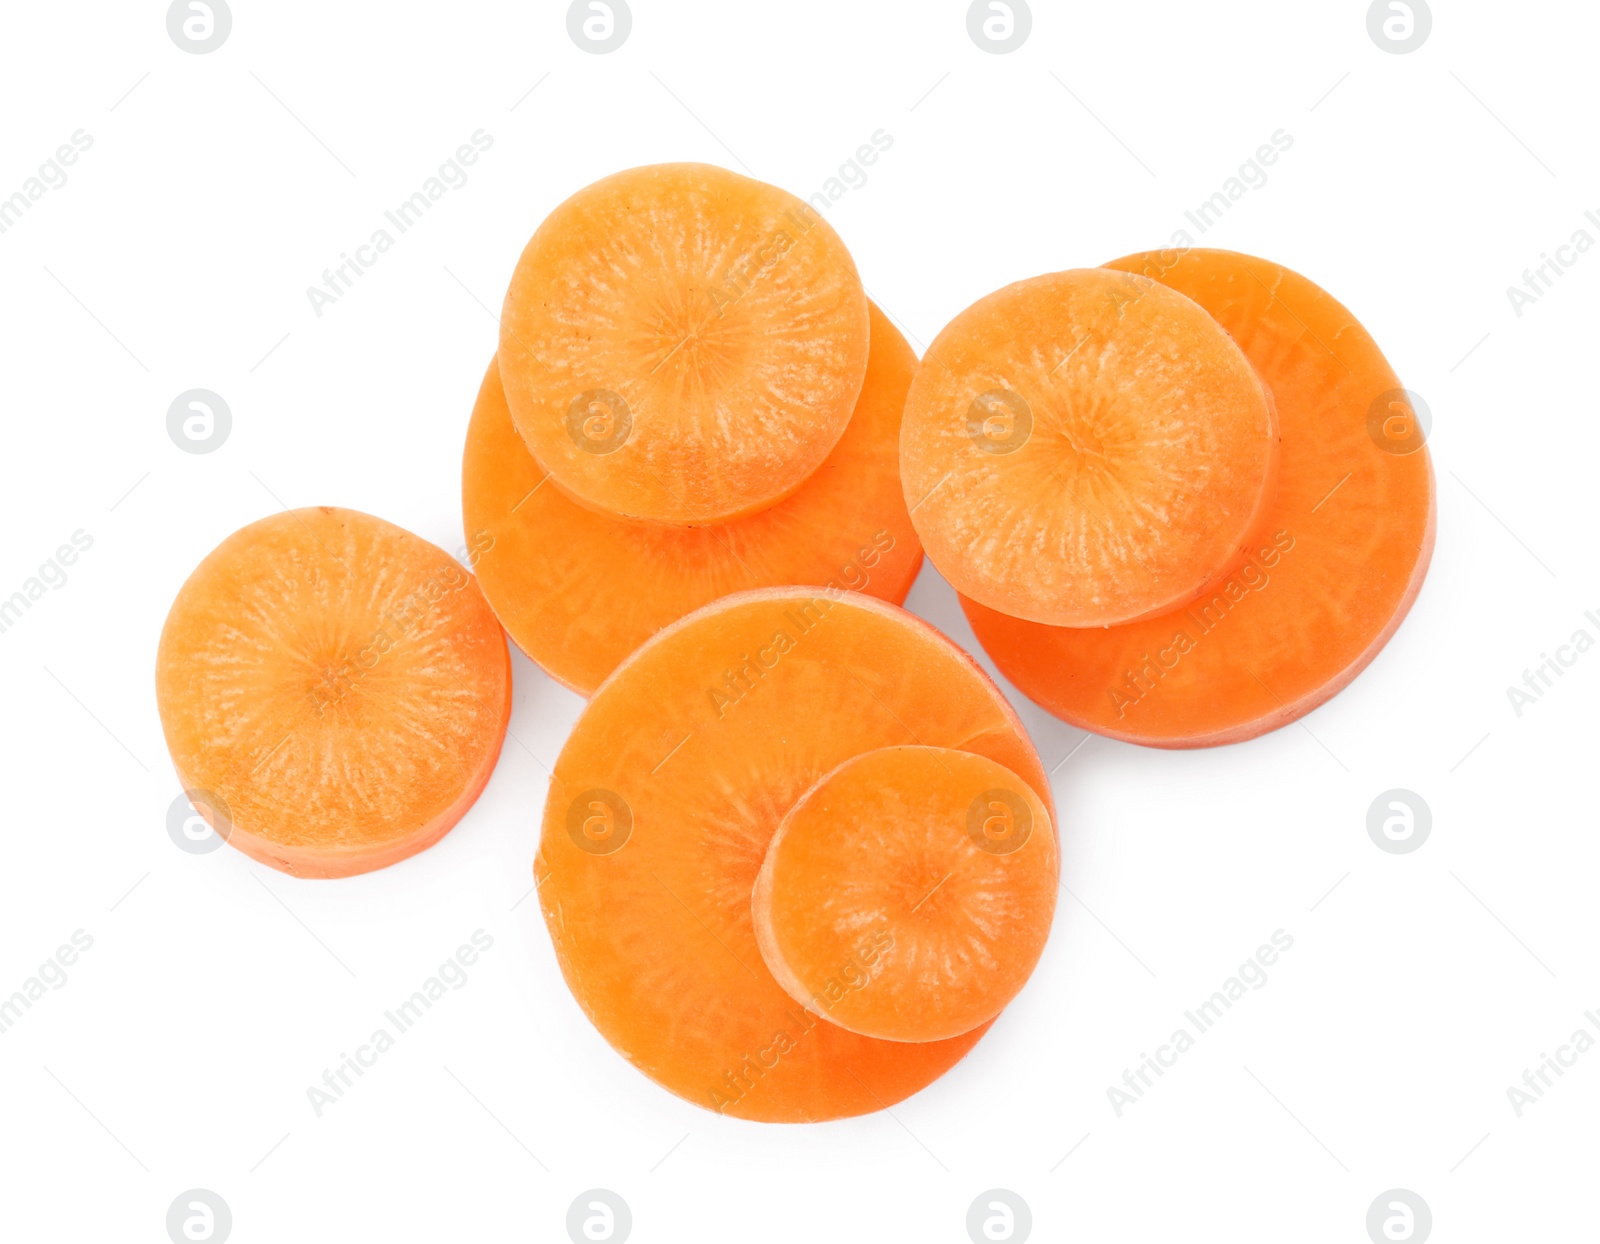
{"left": 464, "top": 304, "right": 923, "bottom": 696}
{"left": 962, "top": 249, "right": 1436, "bottom": 747}
{"left": 156, "top": 508, "right": 511, "bottom": 877}
{"left": 900, "top": 267, "right": 1279, "bottom": 627}
{"left": 752, "top": 746, "right": 1058, "bottom": 1044}
{"left": 500, "top": 163, "right": 870, "bottom": 525}
{"left": 536, "top": 588, "right": 1052, "bottom": 1121}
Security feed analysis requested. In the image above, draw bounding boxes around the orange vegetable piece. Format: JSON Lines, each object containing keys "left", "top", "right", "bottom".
{"left": 753, "top": 745, "right": 1058, "bottom": 1044}
{"left": 962, "top": 249, "right": 1436, "bottom": 747}
{"left": 536, "top": 588, "right": 1052, "bottom": 1121}
{"left": 156, "top": 508, "right": 511, "bottom": 877}
{"left": 900, "top": 267, "right": 1279, "bottom": 627}
{"left": 464, "top": 303, "right": 924, "bottom": 695}
{"left": 500, "top": 163, "right": 870, "bottom": 525}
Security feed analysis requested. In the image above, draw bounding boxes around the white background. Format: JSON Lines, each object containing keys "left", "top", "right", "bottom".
{"left": 1, "top": 1, "right": 1595, "bottom": 1240}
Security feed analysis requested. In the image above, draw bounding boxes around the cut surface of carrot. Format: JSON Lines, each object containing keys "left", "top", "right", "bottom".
{"left": 500, "top": 163, "right": 870, "bottom": 525}
{"left": 536, "top": 588, "right": 1052, "bottom": 1121}
{"left": 156, "top": 508, "right": 511, "bottom": 877}
{"left": 752, "top": 746, "right": 1058, "bottom": 1044}
{"left": 464, "top": 303, "right": 923, "bottom": 695}
{"left": 900, "top": 267, "right": 1279, "bottom": 627}
{"left": 963, "top": 249, "right": 1436, "bottom": 747}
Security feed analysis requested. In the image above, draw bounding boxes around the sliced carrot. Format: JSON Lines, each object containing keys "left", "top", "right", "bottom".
{"left": 962, "top": 249, "right": 1436, "bottom": 747}
{"left": 499, "top": 163, "right": 870, "bottom": 525}
{"left": 900, "top": 267, "right": 1279, "bottom": 627}
{"left": 156, "top": 508, "right": 511, "bottom": 877}
{"left": 536, "top": 588, "right": 1052, "bottom": 1121}
{"left": 752, "top": 745, "right": 1058, "bottom": 1044}
{"left": 464, "top": 303, "right": 923, "bottom": 695}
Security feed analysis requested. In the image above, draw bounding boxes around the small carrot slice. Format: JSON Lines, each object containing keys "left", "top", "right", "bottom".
{"left": 900, "top": 267, "right": 1279, "bottom": 627}
{"left": 156, "top": 508, "right": 511, "bottom": 877}
{"left": 962, "top": 249, "right": 1436, "bottom": 747}
{"left": 500, "top": 163, "right": 870, "bottom": 525}
{"left": 464, "top": 303, "right": 924, "bottom": 695}
{"left": 536, "top": 588, "right": 1052, "bottom": 1121}
{"left": 753, "top": 746, "right": 1058, "bottom": 1044}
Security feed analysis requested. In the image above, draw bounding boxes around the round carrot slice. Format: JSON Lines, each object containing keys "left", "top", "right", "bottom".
{"left": 156, "top": 507, "right": 511, "bottom": 877}
{"left": 962, "top": 249, "right": 1437, "bottom": 747}
{"left": 500, "top": 163, "right": 871, "bottom": 525}
{"left": 536, "top": 588, "right": 1052, "bottom": 1121}
{"left": 464, "top": 303, "right": 923, "bottom": 696}
{"left": 753, "top": 746, "right": 1058, "bottom": 1044}
{"left": 900, "top": 267, "right": 1279, "bottom": 627}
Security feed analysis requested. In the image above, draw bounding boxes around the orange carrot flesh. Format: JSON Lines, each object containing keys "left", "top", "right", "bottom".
{"left": 900, "top": 267, "right": 1279, "bottom": 627}
{"left": 536, "top": 588, "right": 1052, "bottom": 1121}
{"left": 499, "top": 163, "right": 870, "bottom": 525}
{"left": 962, "top": 249, "right": 1436, "bottom": 747}
{"left": 464, "top": 304, "right": 923, "bottom": 696}
{"left": 155, "top": 508, "right": 511, "bottom": 877}
{"left": 753, "top": 745, "right": 1058, "bottom": 1044}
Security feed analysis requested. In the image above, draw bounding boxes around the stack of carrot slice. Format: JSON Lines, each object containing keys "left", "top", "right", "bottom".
{"left": 154, "top": 161, "right": 1435, "bottom": 1124}
{"left": 536, "top": 588, "right": 1058, "bottom": 1120}
{"left": 902, "top": 250, "right": 1436, "bottom": 747}
{"left": 465, "top": 163, "right": 926, "bottom": 695}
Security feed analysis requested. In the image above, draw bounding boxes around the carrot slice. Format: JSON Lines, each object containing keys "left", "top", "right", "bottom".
{"left": 155, "top": 507, "right": 511, "bottom": 877}
{"left": 752, "top": 745, "right": 1058, "bottom": 1044}
{"left": 536, "top": 588, "right": 1052, "bottom": 1121}
{"left": 499, "top": 163, "right": 870, "bottom": 525}
{"left": 962, "top": 249, "right": 1436, "bottom": 747}
{"left": 900, "top": 267, "right": 1279, "bottom": 627}
{"left": 464, "top": 303, "right": 923, "bottom": 695}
